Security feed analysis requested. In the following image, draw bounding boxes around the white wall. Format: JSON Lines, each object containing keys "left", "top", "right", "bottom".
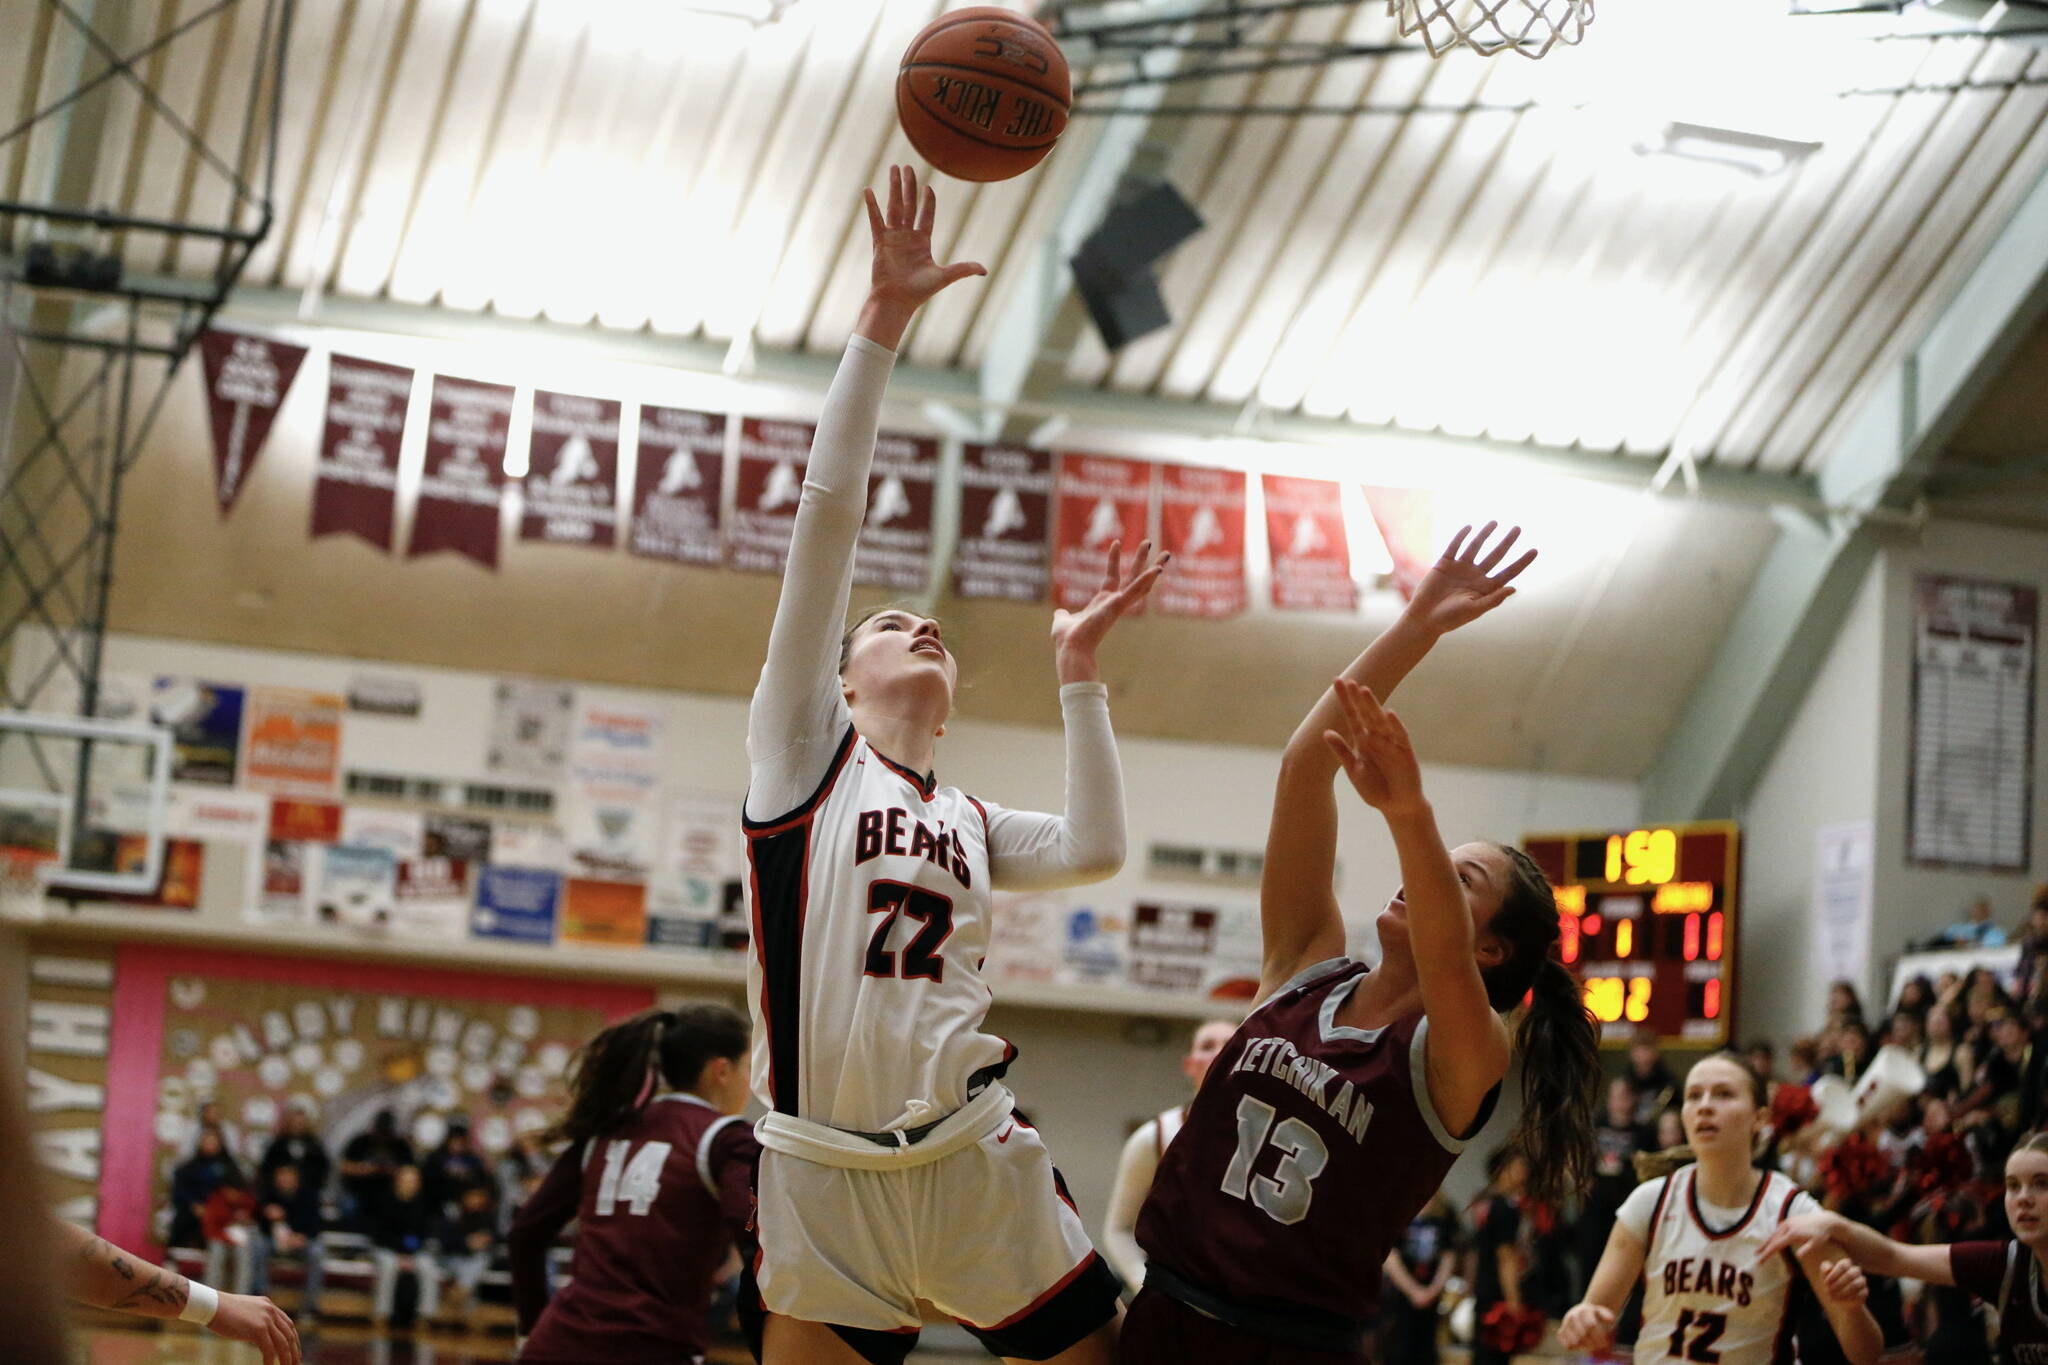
{"left": 15, "top": 629, "right": 1637, "bottom": 1226}
{"left": 1736, "top": 566, "right": 1884, "bottom": 1045}
{"left": 1872, "top": 521, "right": 2048, "bottom": 958}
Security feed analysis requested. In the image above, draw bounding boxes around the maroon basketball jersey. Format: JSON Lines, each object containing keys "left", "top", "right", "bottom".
{"left": 1951, "top": 1241, "right": 2048, "bottom": 1365}
{"left": 1136, "top": 958, "right": 1496, "bottom": 1320}
{"left": 512, "top": 1094, "right": 759, "bottom": 1363}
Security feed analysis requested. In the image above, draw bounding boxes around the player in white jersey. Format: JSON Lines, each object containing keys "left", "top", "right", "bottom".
{"left": 1101, "top": 1019, "right": 1237, "bottom": 1291}
{"left": 1560, "top": 1054, "right": 1881, "bottom": 1365}
{"left": 744, "top": 166, "right": 1161, "bottom": 1365}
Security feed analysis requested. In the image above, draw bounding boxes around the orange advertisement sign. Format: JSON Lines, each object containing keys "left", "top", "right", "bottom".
{"left": 560, "top": 878, "right": 647, "bottom": 948}
{"left": 243, "top": 688, "right": 343, "bottom": 795}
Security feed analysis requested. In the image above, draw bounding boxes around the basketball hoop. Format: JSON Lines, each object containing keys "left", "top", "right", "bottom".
{"left": 1389, "top": 0, "right": 1593, "bottom": 59}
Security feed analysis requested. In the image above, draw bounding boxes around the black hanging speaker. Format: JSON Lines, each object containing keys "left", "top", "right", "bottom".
{"left": 1071, "top": 178, "right": 1203, "bottom": 351}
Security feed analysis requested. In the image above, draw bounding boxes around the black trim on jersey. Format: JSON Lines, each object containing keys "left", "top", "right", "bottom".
{"left": 1688, "top": 1165, "right": 1774, "bottom": 1240}
{"left": 743, "top": 726, "right": 859, "bottom": 833}
{"left": 870, "top": 744, "right": 937, "bottom": 800}
{"left": 967, "top": 1252, "right": 1122, "bottom": 1360}
{"left": 1645, "top": 1172, "right": 1677, "bottom": 1263}
{"left": 1769, "top": 1180, "right": 1802, "bottom": 1365}
{"left": 748, "top": 822, "right": 811, "bottom": 1115}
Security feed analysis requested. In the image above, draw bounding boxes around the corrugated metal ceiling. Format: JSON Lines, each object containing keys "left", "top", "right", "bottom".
{"left": 9, "top": 0, "right": 2048, "bottom": 479}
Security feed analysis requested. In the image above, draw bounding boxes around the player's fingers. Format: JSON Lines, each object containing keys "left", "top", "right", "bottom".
{"left": 1126, "top": 538, "right": 1156, "bottom": 580}
{"left": 1476, "top": 524, "right": 1519, "bottom": 571}
{"left": 1493, "top": 547, "right": 1538, "bottom": 586}
{"left": 1465, "top": 520, "right": 1498, "bottom": 563}
{"left": 1322, "top": 731, "right": 1362, "bottom": 774}
{"left": 1592, "top": 1307, "right": 1616, "bottom": 1326}
{"left": 940, "top": 260, "right": 987, "bottom": 285}
{"left": 1443, "top": 524, "right": 1471, "bottom": 562}
{"left": 917, "top": 182, "right": 936, "bottom": 235}
{"left": 1117, "top": 561, "right": 1166, "bottom": 606}
{"left": 1101, "top": 539, "right": 1123, "bottom": 590}
{"left": 864, "top": 189, "right": 885, "bottom": 239}
{"left": 893, "top": 165, "right": 909, "bottom": 223}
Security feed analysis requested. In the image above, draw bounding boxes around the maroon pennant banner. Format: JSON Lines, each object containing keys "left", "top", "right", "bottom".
{"left": 952, "top": 443, "right": 1051, "bottom": 602}
{"left": 853, "top": 431, "right": 939, "bottom": 592}
{"left": 199, "top": 328, "right": 308, "bottom": 514}
{"left": 631, "top": 405, "right": 726, "bottom": 566}
{"left": 1262, "top": 474, "right": 1357, "bottom": 611}
{"left": 1361, "top": 485, "right": 1437, "bottom": 600}
{"left": 521, "top": 391, "right": 621, "bottom": 548}
{"left": 408, "top": 376, "right": 513, "bottom": 569}
{"left": 1053, "top": 453, "right": 1155, "bottom": 612}
{"left": 311, "top": 355, "right": 413, "bottom": 551}
{"left": 728, "top": 417, "right": 814, "bottom": 574}
{"left": 1157, "top": 464, "right": 1247, "bottom": 618}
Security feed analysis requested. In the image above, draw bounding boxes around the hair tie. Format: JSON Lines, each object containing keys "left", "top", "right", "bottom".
{"left": 632, "top": 1016, "right": 670, "bottom": 1110}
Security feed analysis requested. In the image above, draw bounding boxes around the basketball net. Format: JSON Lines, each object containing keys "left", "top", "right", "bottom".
{"left": 1389, "top": 0, "right": 1593, "bottom": 59}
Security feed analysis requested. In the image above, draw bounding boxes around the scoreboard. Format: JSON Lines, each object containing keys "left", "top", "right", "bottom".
{"left": 1521, "top": 822, "right": 1740, "bottom": 1048}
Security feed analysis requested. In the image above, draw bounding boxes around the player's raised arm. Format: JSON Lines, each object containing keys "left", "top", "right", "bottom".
{"left": 745, "top": 166, "right": 985, "bottom": 821}
{"left": 1754, "top": 1211, "right": 1958, "bottom": 1287}
{"left": 981, "top": 539, "right": 1164, "bottom": 891}
{"left": 1257, "top": 526, "right": 1535, "bottom": 996}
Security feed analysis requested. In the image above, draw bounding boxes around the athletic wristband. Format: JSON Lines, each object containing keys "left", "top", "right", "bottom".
{"left": 179, "top": 1280, "right": 220, "bottom": 1326}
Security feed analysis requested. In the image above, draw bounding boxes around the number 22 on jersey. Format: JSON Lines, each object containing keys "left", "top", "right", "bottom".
{"left": 593, "top": 1139, "right": 672, "bottom": 1217}
{"left": 1219, "top": 1094, "right": 1329, "bottom": 1225}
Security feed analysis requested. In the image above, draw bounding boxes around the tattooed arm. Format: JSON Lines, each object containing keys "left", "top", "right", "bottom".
{"left": 55, "top": 1222, "right": 301, "bottom": 1365}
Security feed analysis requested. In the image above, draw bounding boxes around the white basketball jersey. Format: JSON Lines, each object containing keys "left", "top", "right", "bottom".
{"left": 1635, "top": 1166, "right": 1816, "bottom": 1365}
{"left": 744, "top": 728, "right": 1012, "bottom": 1134}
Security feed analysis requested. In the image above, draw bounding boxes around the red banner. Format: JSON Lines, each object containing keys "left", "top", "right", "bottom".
{"left": 728, "top": 417, "right": 813, "bottom": 574}
{"left": 1262, "top": 474, "right": 1356, "bottom": 611}
{"left": 1053, "top": 454, "right": 1154, "bottom": 612}
{"left": 408, "top": 376, "right": 513, "bottom": 569}
{"left": 953, "top": 443, "right": 1051, "bottom": 602}
{"left": 520, "top": 391, "right": 620, "bottom": 548}
{"left": 198, "top": 329, "right": 307, "bottom": 515}
{"left": 1157, "top": 464, "right": 1246, "bottom": 618}
{"left": 631, "top": 405, "right": 725, "bottom": 565}
{"left": 312, "top": 355, "right": 411, "bottom": 551}
{"left": 853, "top": 431, "right": 939, "bottom": 592}
{"left": 1361, "top": 485, "right": 1437, "bottom": 600}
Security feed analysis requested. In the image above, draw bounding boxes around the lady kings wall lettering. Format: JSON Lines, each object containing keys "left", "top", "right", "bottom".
{"left": 24, "top": 943, "right": 118, "bottom": 1225}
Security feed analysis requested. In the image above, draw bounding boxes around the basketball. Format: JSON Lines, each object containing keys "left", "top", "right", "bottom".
{"left": 896, "top": 7, "right": 1070, "bottom": 183}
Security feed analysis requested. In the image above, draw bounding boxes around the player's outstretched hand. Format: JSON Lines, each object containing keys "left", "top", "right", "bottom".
{"left": 1752, "top": 1211, "right": 1845, "bottom": 1267}
{"left": 1557, "top": 1302, "right": 1617, "bottom": 1353}
{"left": 1322, "top": 678, "right": 1425, "bottom": 816}
{"left": 1403, "top": 522, "right": 1537, "bottom": 637}
{"left": 864, "top": 164, "right": 986, "bottom": 313}
{"left": 1050, "top": 538, "right": 1167, "bottom": 682}
{"left": 209, "top": 1291, "right": 301, "bottom": 1365}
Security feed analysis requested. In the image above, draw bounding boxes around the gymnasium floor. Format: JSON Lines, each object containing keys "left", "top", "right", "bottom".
{"left": 70, "top": 1325, "right": 991, "bottom": 1365}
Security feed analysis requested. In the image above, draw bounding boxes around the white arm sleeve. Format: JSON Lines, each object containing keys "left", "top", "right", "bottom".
{"left": 1102, "top": 1119, "right": 1162, "bottom": 1290}
{"left": 1614, "top": 1176, "right": 1669, "bottom": 1245}
{"left": 980, "top": 682, "right": 1126, "bottom": 890}
{"left": 744, "top": 336, "right": 895, "bottom": 823}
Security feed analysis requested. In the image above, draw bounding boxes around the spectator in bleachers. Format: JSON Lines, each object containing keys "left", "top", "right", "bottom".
{"left": 1826, "top": 980, "right": 1868, "bottom": 1031}
{"left": 251, "top": 1162, "right": 325, "bottom": 1319}
{"left": 496, "top": 1131, "right": 547, "bottom": 1235}
{"left": 260, "top": 1104, "right": 330, "bottom": 1201}
{"left": 1380, "top": 1191, "right": 1459, "bottom": 1365}
{"left": 196, "top": 1098, "right": 243, "bottom": 1161}
{"left": 1576, "top": 1079, "right": 1648, "bottom": 1299}
{"left": 1884, "top": 1009, "right": 1925, "bottom": 1053}
{"left": 1652, "top": 1108, "right": 1685, "bottom": 1153}
{"left": 1468, "top": 1148, "right": 1533, "bottom": 1365}
{"left": 2020, "top": 998, "right": 2048, "bottom": 1135}
{"left": 421, "top": 1117, "right": 489, "bottom": 1215}
{"left": 1822, "top": 1020, "right": 1875, "bottom": 1083}
{"left": 2017, "top": 888, "right": 2048, "bottom": 1000}
{"left": 1745, "top": 1040, "right": 1778, "bottom": 1088}
{"left": 200, "top": 1166, "right": 258, "bottom": 1295}
{"left": 169, "top": 1126, "right": 240, "bottom": 1250}
{"left": 1920, "top": 1003, "right": 1968, "bottom": 1099}
{"left": 1625, "top": 1033, "right": 1675, "bottom": 1127}
{"left": 339, "top": 1109, "right": 414, "bottom": 1231}
{"left": 1896, "top": 974, "right": 1936, "bottom": 1018}
{"left": 368, "top": 1164, "right": 443, "bottom": 1328}
{"left": 1935, "top": 895, "right": 2007, "bottom": 948}
{"left": 1788, "top": 1036, "right": 1822, "bottom": 1085}
{"left": 435, "top": 1183, "right": 499, "bottom": 1317}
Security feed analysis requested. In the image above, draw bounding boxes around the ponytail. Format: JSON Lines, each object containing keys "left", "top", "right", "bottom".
{"left": 546, "top": 1004, "right": 750, "bottom": 1146}
{"left": 1481, "top": 844, "right": 1601, "bottom": 1208}
{"left": 1509, "top": 958, "right": 1600, "bottom": 1205}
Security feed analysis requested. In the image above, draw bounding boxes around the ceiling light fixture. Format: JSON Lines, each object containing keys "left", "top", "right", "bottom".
{"left": 1635, "top": 121, "right": 1824, "bottom": 176}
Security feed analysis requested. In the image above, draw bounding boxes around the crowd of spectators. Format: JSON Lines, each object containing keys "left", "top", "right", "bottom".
{"left": 165, "top": 1104, "right": 544, "bottom": 1330}
{"left": 1377, "top": 882, "right": 2048, "bottom": 1365}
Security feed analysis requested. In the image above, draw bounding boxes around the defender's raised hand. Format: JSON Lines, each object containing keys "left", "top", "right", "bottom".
{"left": 863, "top": 165, "right": 986, "bottom": 316}
{"left": 1050, "top": 538, "right": 1168, "bottom": 683}
{"left": 1322, "top": 678, "right": 1426, "bottom": 816}
{"left": 1403, "top": 522, "right": 1537, "bottom": 637}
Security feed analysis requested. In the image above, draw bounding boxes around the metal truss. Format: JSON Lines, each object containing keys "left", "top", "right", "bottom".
{"left": 0, "top": 0, "right": 291, "bottom": 740}
{"left": 1050, "top": 0, "right": 1420, "bottom": 100}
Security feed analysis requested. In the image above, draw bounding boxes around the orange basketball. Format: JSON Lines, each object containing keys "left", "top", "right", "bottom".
{"left": 896, "top": 7, "right": 1070, "bottom": 183}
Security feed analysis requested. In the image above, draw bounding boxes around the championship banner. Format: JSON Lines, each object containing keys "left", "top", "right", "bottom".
{"left": 95, "top": 944, "right": 652, "bottom": 1255}
{"left": 408, "top": 376, "right": 513, "bottom": 569}
{"left": 521, "top": 391, "right": 621, "bottom": 548}
{"left": 197, "top": 329, "right": 308, "bottom": 515}
{"left": 728, "top": 417, "right": 813, "bottom": 574}
{"left": 1157, "top": 464, "right": 1247, "bottom": 618}
{"left": 312, "top": 355, "right": 412, "bottom": 551}
{"left": 952, "top": 443, "right": 1051, "bottom": 602}
{"left": 1262, "top": 474, "right": 1356, "bottom": 612}
{"left": 1053, "top": 453, "right": 1155, "bottom": 612}
{"left": 1361, "top": 485, "right": 1437, "bottom": 599}
{"left": 852, "top": 431, "right": 939, "bottom": 591}
{"left": 631, "top": 405, "right": 725, "bottom": 565}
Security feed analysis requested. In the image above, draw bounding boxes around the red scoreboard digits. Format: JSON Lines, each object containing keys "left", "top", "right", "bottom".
{"left": 1521, "top": 822, "right": 1740, "bottom": 1048}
